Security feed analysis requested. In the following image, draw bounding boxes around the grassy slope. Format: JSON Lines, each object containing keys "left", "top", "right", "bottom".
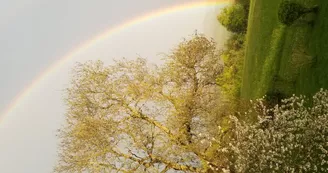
{"left": 241, "top": 0, "right": 328, "bottom": 99}
{"left": 298, "top": 0, "right": 328, "bottom": 95}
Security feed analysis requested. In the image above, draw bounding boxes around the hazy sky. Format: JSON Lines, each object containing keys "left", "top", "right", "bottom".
{"left": 0, "top": 0, "right": 228, "bottom": 172}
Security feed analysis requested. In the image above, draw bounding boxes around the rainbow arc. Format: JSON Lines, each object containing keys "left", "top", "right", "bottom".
{"left": 1, "top": 0, "right": 229, "bottom": 121}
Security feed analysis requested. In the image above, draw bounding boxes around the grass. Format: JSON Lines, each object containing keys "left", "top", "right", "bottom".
{"left": 241, "top": 0, "right": 328, "bottom": 99}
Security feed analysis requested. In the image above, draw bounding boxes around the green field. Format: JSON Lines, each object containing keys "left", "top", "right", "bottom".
{"left": 241, "top": 0, "right": 328, "bottom": 99}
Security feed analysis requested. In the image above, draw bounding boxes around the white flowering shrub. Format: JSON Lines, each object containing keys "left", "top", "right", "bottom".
{"left": 225, "top": 89, "right": 328, "bottom": 172}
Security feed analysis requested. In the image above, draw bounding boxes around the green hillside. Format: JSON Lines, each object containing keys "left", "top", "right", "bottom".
{"left": 241, "top": 0, "right": 328, "bottom": 99}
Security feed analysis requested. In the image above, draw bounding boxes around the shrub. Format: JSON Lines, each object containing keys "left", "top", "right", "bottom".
{"left": 264, "top": 89, "right": 286, "bottom": 107}
{"left": 223, "top": 89, "right": 328, "bottom": 172}
{"left": 217, "top": 34, "right": 245, "bottom": 101}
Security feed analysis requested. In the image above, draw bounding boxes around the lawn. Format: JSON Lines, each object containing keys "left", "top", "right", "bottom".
{"left": 241, "top": 0, "right": 328, "bottom": 99}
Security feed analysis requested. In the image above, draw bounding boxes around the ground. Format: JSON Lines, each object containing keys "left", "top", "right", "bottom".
{"left": 241, "top": 0, "right": 328, "bottom": 99}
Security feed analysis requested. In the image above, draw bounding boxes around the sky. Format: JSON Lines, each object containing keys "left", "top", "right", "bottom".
{"left": 0, "top": 0, "right": 229, "bottom": 172}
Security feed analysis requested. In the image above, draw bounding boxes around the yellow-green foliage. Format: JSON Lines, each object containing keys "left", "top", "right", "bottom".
{"left": 217, "top": 34, "right": 245, "bottom": 101}
{"left": 217, "top": 4, "right": 248, "bottom": 33}
{"left": 55, "top": 34, "right": 227, "bottom": 172}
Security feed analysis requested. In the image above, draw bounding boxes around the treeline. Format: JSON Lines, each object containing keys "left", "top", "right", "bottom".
{"left": 216, "top": 0, "right": 249, "bottom": 114}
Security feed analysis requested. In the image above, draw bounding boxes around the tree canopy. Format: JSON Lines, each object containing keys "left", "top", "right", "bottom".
{"left": 217, "top": 4, "right": 248, "bottom": 33}
{"left": 55, "top": 34, "right": 228, "bottom": 172}
{"left": 278, "top": 1, "right": 319, "bottom": 26}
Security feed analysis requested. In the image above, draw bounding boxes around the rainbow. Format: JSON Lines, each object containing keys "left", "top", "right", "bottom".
{"left": 1, "top": 0, "right": 230, "bottom": 121}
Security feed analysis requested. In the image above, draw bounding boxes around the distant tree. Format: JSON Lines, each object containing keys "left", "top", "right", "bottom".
{"left": 55, "top": 34, "right": 227, "bottom": 172}
{"left": 278, "top": 1, "right": 319, "bottom": 26}
{"left": 217, "top": 4, "right": 248, "bottom": 33}
{"left": 236, "top": 0, "right": 250, "bottom": 12}
{"left": 224, "top": 90, "right": 328, "bottom": 172}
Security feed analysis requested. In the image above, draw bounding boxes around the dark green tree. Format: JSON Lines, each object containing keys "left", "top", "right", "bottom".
{"left": 217, "top": 4, "right": 248, "bottom": 33}
{"left": 278, "top": 1, "right": 318, "bottom": 26}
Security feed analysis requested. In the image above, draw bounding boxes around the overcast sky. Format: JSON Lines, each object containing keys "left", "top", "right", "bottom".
{"left": 0, "top": 0, "right": 228, "bottom": 172}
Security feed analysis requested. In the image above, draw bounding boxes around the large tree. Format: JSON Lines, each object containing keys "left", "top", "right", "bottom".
{"left": 55, "top": 34, "right": 227, "bottom": 172}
